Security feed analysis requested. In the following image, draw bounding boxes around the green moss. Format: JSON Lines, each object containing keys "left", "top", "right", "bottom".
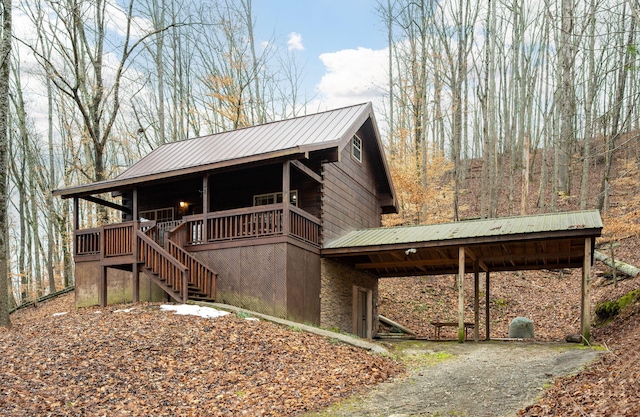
{"left": 595, "top": 289, "right": 640, "bottom": 323}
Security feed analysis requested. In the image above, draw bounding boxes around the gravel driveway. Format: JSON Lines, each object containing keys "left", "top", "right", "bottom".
{"left": 308, "top": 340, "right": 602, "bottom": 417}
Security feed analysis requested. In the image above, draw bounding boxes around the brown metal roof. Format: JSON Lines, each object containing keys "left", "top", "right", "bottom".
{"left": 322, "top": 210, "right": 603, "bottom": 277}
{"left": 54, "top": 102, "right": 392, "bottom": 198}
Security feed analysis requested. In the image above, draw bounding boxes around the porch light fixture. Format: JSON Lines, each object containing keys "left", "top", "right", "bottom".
{"left": 179, "top": 201, "right": 188, "bottom": 208}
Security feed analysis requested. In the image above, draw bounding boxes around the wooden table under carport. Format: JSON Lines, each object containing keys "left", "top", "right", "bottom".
{"left": 321, "top": 210, "right": 603, "bottom": 344}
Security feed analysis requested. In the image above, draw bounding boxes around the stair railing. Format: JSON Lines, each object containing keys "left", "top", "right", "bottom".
{"left": 165, "top": 240, "right": 217, "bottom": 300}
{"left": 136, "top": 229, "right": 189, "bottom": 303}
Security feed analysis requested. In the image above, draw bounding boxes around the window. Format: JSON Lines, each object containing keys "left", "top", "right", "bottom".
{"left": 139, "top": 207, "right": 174, "bottom": 222}
{"left": 253, "top": 191, "right": 298, "bottom": 207}
{"left": 352, "top": 135, "right": 362, "bottom": 162}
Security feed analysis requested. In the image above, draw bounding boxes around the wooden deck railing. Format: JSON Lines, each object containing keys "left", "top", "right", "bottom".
{"left": 103, "top": 223, "right": 135, "bottom": 257}
{"left": 73, "top": 205, "right": 321, "bottom": 261}
{"left": 182, "top": 204, "right": 321, "bottom": 246}
{"left": 75, "top": 228, "right": 102, "bottom": 256}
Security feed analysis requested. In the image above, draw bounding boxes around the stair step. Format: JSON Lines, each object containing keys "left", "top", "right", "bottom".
{"left": 189, "top": 295, "right": 216, "bottom": 302}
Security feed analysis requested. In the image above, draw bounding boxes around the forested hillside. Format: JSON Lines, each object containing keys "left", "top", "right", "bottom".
{"left": 1, "top": 0, "right": 640, "bottom": 334}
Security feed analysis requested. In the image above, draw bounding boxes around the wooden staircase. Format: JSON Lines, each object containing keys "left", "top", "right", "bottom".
{"left": 136, "top": 228, "right": 217, "bottom": 303}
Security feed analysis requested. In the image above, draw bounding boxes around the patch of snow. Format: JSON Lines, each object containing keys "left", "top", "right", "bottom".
{"left": 160, "top": 304, "right": 230, "bottom": 319}
{"left": 114, "top": 308, "right": 135, "bottom": 313}
{"left": 245, "top": 317, "right": 259, "bottom": 322}
{"left": 52, "top": 312, "right": 68, "bottom": 317}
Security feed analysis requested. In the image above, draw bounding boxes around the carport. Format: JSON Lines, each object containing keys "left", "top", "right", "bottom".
{"left": 322, "top": 210, "right": 603, "bottom": 343}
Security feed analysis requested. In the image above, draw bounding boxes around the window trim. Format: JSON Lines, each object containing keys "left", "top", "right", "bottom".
{"left": 352, "top": 134, "right": 362, "bottom": 162}
{"left": 253, "top": 190, "right": 298, "bottom": 207}
{"left": 139, "top": 207, "right": 174, "bottom": 222}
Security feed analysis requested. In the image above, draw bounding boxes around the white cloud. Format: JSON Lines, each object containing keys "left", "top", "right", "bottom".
{"left": 314, "top": 47, "right": 388, "bottom": 111}
{"left": 287, "top": 32, "right": 304, "bottom": 51}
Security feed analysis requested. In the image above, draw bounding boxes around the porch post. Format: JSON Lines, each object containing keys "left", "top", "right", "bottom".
{"left": 458, "top": 246, "right": 466, "bottom": 343}
{"left": 132, "top": 188, "right": 138, "bottom": 220}
{"left": 73, "top": 197, "right": 79, "bottom": 231}
{"left": 202, "top": 174, "right": 209, "bottom": 242}
{"left": 581, "top": 237, "right": 592, "bottom": 344}
{"left": 99, "top": 266, "right": 107, "bottom": 307}
{"left": 132, "top": 219, "right": 139, "bottom": 303}
{"left": 485, "top": 270, "right": 491, "bottom": 340}
{"left": 282, "top": 161, "right": 290, "bottom": 236}
{"left": 473, "top": 260, "right": 479, "bottom": 342}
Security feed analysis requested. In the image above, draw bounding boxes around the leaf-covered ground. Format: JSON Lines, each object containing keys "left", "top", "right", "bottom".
{"left": 0, "top": 295, "right": 404, "bottom": 416}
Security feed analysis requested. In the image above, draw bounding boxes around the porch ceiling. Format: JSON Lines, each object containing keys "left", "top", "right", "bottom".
{"left": 321, "top": 210, "right": 602, "bottom": 277}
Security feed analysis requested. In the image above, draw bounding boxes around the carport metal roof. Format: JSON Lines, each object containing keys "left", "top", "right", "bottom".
{"left": 322, "top": 210, "right": 602, "bottom": 277}
{"left": 322, "top": 210, "right": 603, "bottom": 343}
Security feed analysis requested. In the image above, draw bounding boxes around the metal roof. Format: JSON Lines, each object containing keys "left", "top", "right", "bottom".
{"left": 322, "top": 210, "right": 603, "bottom": 277}
{"left": 116, "top": 102, "right": 371, "bottom": 181}
{"left": 54, "top": 102, "right": 391, "bottom": 198}
{"left": 324, "top": 210, "right": 602, "bottom": 249}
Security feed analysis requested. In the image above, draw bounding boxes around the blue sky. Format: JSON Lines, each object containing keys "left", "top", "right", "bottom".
{"left": 252, "top": 0, "right": 390, "bottom": 110}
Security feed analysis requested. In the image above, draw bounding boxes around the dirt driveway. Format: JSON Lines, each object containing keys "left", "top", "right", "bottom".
{"left": 307, "top": 340, "right": 603, "bottom": 417}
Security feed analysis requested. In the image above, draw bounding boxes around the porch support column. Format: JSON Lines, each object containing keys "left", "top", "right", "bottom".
{"left": 458, "top": 246, "right": 466, "bottom": 343}
{"left": 581, "top": 237, "right": 592, "bottom": 344}
{"left": 485, "top": 270, "right": 491, "bottom": 340}
{"left": 132, "top": 219, "right": 139, "bottom": 303}
{"left": 132, "top": 188, "right": 138, "bottom": 220}
{"left": 202, "top": 174, "right": 209, "bottom": 242}
{"left": 282, "top": 161, "right": 290, "bottom": 236}
{"left": 73, "top": 197, "right": 79, "bottom": 231}
{"left": 473, "top": 260, "right": 479, "bottom": 342}
{"left": 99, "top": 266, "right": 107, "bottom": 307}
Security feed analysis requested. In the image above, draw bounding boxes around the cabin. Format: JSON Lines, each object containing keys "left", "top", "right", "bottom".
{"left": 54, "top": 103, "right": 397, "bottom": 338}
{"left": 55, "top": 102, "right": 603, "bottom": 342}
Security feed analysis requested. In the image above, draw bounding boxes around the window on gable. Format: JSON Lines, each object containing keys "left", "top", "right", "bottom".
{"left": 352, "top": 135, "right": 362, "bottom": 162}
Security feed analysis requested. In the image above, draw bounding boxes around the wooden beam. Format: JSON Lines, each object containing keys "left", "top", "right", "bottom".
{"left": 355, "top": 258, "right": 458, "bottom": 269}
{"left": 458, "top": 246, "right": 466, "bottom": 343}
{"left": 291, "top": 160, "right": 322, "bottom": 183}
{"left": 474, "top": 260, "right": 479, "bottom": 342}
{"left": 485, "top": 270, "right": 490, "bottom": 340}
{"left": 132, "top": 188, "right": 138, "bottom": 220}
{"left": 465, "top": 247, "right": 489, "bottom": 272}
{"left": 73, "top": 197, "right": 79, "bottom": 231}
{"left": 81, "top": 195, "right": 132, "bottom": 213}
{"left": 581, "top": 237, "right": 592, "bottom": 344}
{"left": 203, "top": 174, "right": 209, "bottom": 242}
{"left": 99, "top": 266, "right": 107, "bottom": 307}
{"left": 282, "top": 161, "right": 290, "bottom": 236}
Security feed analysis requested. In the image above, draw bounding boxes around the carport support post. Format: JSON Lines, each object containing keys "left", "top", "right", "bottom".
{"left": 473, "top": 261, "right": 479, "bottom": 342}
{"left": 581, "top": 237, "right": 592, "bottom": 344}
{"left": 458, "top": 247, "right": 466, "bottom": 343}
{"left": 485, "top": 271, "right": 490, "bottom": 340}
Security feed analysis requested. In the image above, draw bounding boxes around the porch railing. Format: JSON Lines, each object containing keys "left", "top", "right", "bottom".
{"left": 75, "top": 228, "right": 102, "bottom": 256}
{"left": 73, "top": 204, "right": 321, "bottom": 260}
{"left": 181, "top": 204, "right": 321, "bottom": 246}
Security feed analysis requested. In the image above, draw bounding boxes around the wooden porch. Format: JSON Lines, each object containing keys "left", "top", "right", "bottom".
{"left": 74, "top": 204, "right": 322, "bottom": 306}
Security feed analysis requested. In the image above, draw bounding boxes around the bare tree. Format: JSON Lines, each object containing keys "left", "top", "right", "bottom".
{"left": 0, "top": 0, "right": 12, "bottom": 328}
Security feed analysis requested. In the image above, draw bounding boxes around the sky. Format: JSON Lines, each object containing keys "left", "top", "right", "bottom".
{"left": 252, "top": 0, "right": 390, "bottom": 112}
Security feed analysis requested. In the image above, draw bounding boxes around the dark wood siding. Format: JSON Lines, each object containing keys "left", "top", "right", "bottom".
{"left": 286, "top": 245, "right": 321, "bottom": 325}
{"left": 194, "top": 244, "right": 288, "bottom": 318}
{"left": 321, "top": 132, "right": 382, "bottom": 243}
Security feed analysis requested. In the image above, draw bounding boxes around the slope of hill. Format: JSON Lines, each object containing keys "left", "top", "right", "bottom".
{"left": 0, "top": 294, "right": 403, "bottom": 416}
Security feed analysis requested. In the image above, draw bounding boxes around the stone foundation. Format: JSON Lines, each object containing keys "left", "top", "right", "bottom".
{"left": 320, "top": 258, "right": 378, "bottom": 336}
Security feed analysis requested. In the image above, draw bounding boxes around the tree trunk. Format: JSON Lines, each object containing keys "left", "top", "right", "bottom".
{"left": 0, "top": 0, "right": 12, "bottom": 328}
{"left": 594, "top": 251, "right": 640, "bottom": 280}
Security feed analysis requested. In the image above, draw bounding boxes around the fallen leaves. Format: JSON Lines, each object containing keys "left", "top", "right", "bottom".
{"left": 0, "top": 294, "right": 404, "bottom": 416}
